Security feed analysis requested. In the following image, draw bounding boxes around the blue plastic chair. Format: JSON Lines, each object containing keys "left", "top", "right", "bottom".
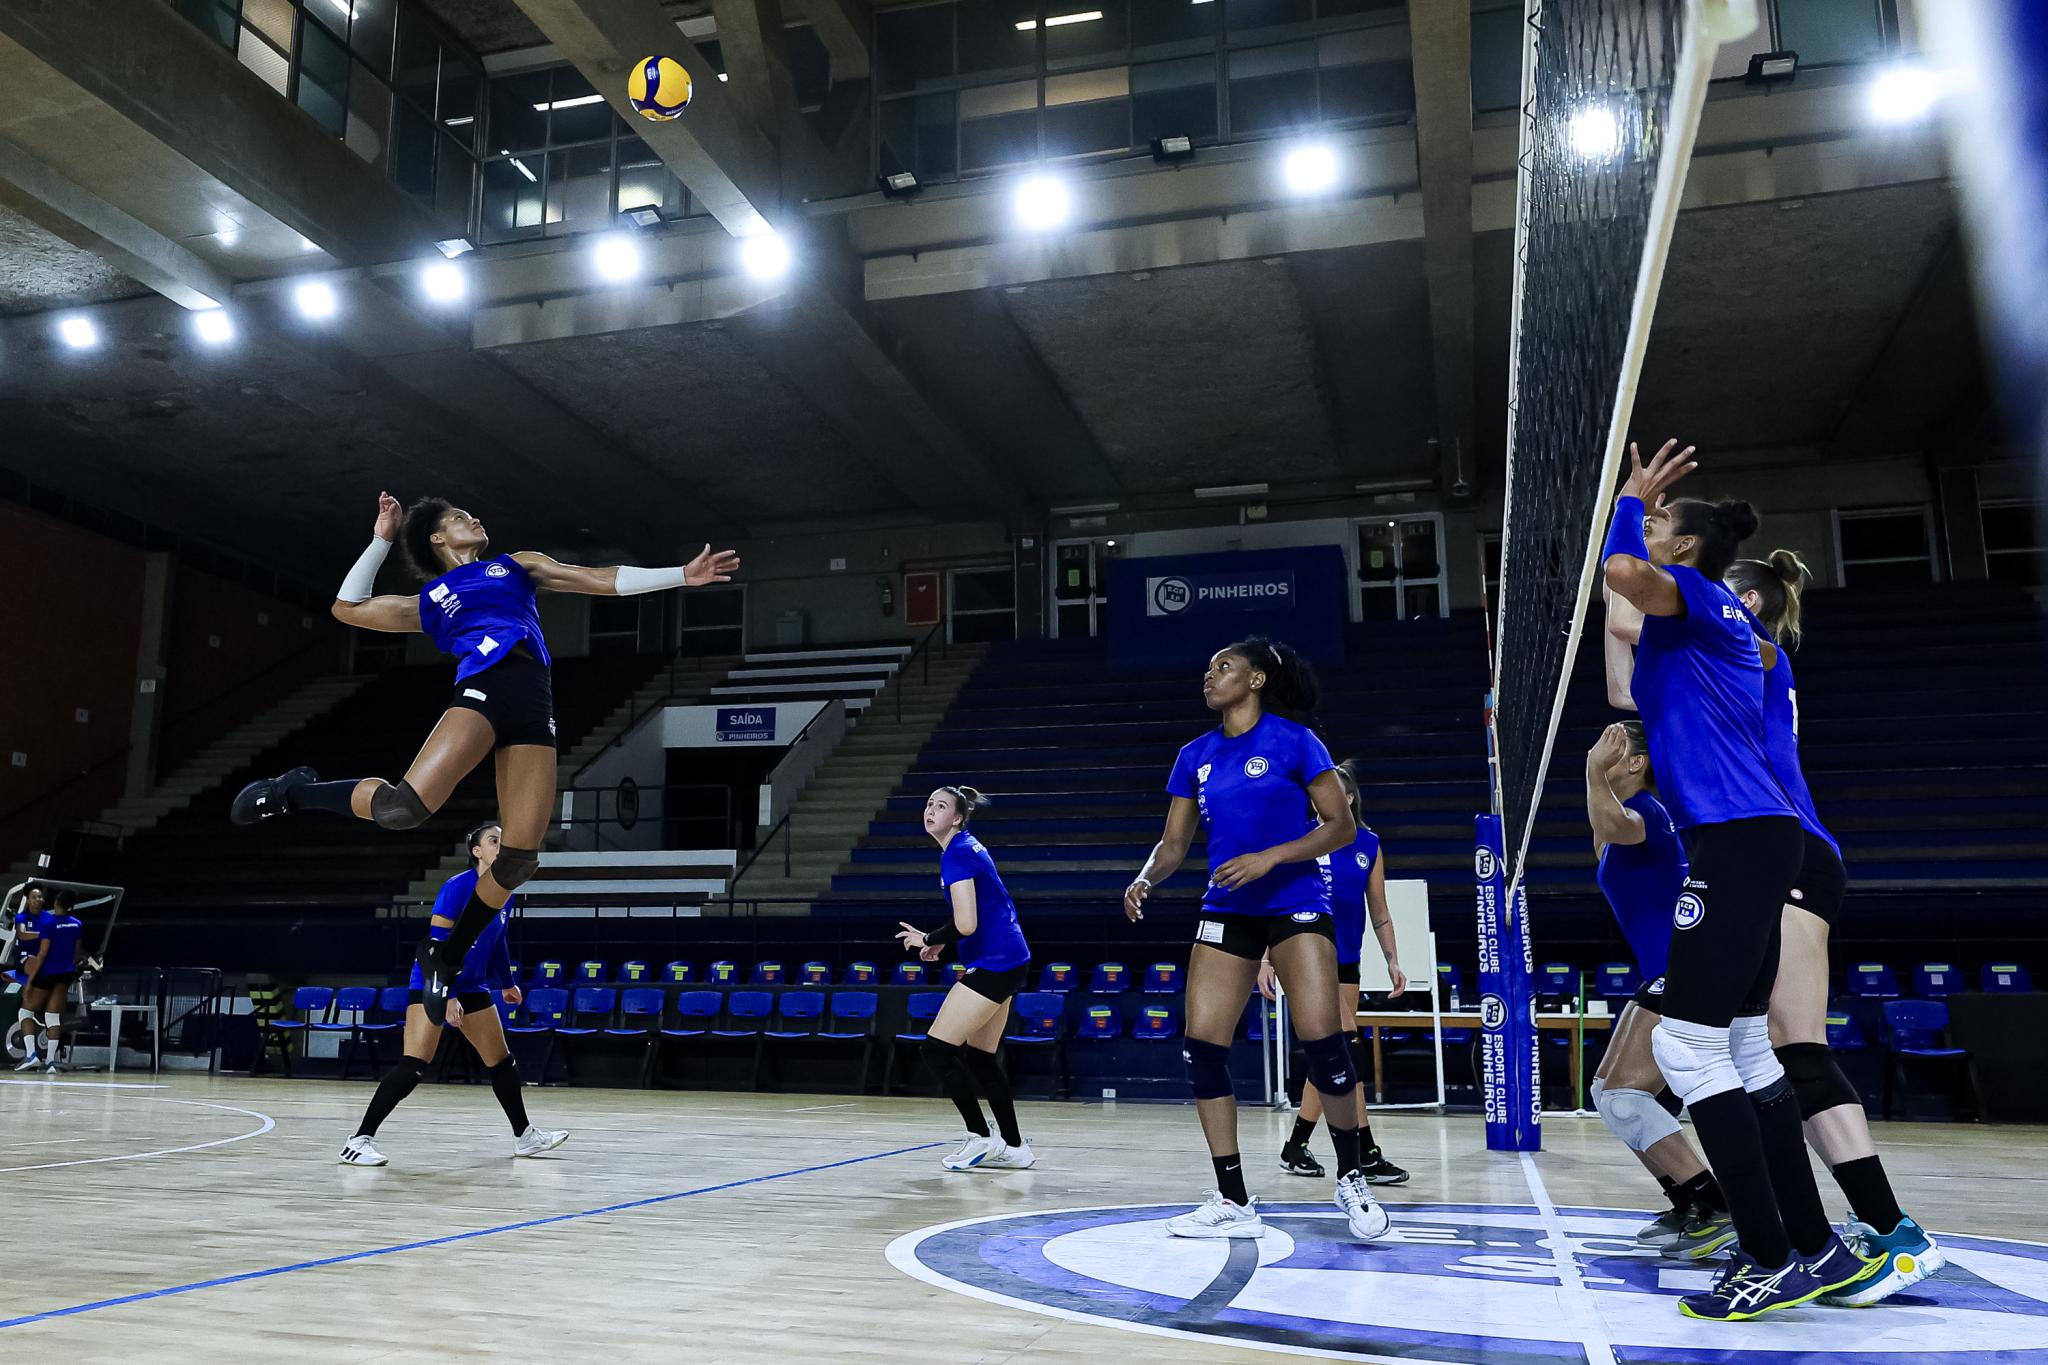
{"left": 1881, "top": 999, "right": 1967, "bottom": 1118}
{"left": 1981, "top": 962, "right": 2034, "bottom": 993}
{"left": 618, "top": 960, "right": 652, "bottom": 984}
{"left": 575, "top": 960, "right": 606, "bottom": 985}
{"left": 505, "top": 986, "right": 570, "bottom": 1082}
{"left": 530, "top": 960, "right": 567, "bottom": 987}
{"left": 1825, "top": 1012, "right": 1868, "bottom": 1051}
{"left": 1596, "top": 962, "right": 1640, "bottom": 1002}
{"left": 377, "top": 985, "right": 411, "bottom": 1017}
{"left": 1038, "top": 962, "right": 1077, "bottom": 993}
{"left": 753, "top": 961, "right": 787, "bottom": 985}
{"left": 1850, "top": 963, "right": 1900, "bottom": 998}
{"left": 1002, "top": 991, "right": 1069, "bottom": 1098}
{"left": 260, "top": 985, "right": 332, "bottom": 1076}
{"left": 663, "top": 961, "right": 695, "bottom": 985}
{"left": 1089, "top": 962, "right": 1130, "bottom": 996}
{"left": 885, "top": 991, "right": 948, "bottom": 1094}
{"left": 1144, "top": 961, "right": 1182, "bottom": 994}
{"left": 891, "top": 961, "right": 929, "bottom": 987}
{"left": 1537, "top": 962, "right": 1577, "bottom": 1007}
{"left": 1132, "top": 1004, "right": 1177, "bottom": 1041}
{"left": 606, "top": 987, "right": 666, "bottom": 1085}
{"left": 807, "top": 991, "right": 880, "bottom": 1091}
{"left": 844, "top": 961, "right": 879, "bottom": 985}
{"left": 311, "top": 985, "right": 387, "bottom": 1079}
{"left": 1077, "top": 1004, "right": 1121, "bottom": 1041}
{"left": 707, "top": 960, "right": 740, "bottom": 985}
{"left": 663, "top": 990, "right": 721, "bottom": 1040}
{"left": 557, "top": 987, "right": 616, "bottom": 1038}
{"left": 800, "top": 961, "right": 833, "bottom": 986}
{"left": 1914, "top": 963, "right": 1961, "bottom": 998}
{"left": 714, "top": 990, "right": 775, "bottom": 1090}
{"left": 767, "top": 990, "right": 827, "bottom": 1040}
{"left": 942, "top": 961, "right": 968, "bottom": 984}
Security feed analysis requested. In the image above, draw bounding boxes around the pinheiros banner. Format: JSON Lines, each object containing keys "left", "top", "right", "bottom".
{"left": 1107, "top": 546, "right": 1346, "bottom": 672}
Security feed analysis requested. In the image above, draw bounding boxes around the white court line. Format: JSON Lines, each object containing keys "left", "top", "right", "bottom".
{"left": 0, "top": 1099, "right": 275, "bottom": 1173}
{"left": 0, "top": 1079, "right": 167, "bottom": 1089}
{"left": 1519, "top": 1150, "right": 1619, "bottom": 1365}
{"left": 786, "top": 1102, "right": 856, "bottom": 1112}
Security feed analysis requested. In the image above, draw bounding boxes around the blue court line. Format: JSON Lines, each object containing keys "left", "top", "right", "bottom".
{"left": 0, "top": 1140, "right": 942, "bottom": 1331}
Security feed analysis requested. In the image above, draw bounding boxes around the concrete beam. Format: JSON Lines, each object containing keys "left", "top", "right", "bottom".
{"left": 1406, "top": 0, "right": 1476, "bottom": 499}
{"left": 797, "top": 0, "right": 872, "bottom": 82}
{"left": 0, "top": 134, "right": 234, "bottom": 310}
{"left": 711, "top": 0, "right": 800, "bottom": 147}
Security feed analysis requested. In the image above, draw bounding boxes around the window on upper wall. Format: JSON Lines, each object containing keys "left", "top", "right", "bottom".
{"left": 959, "top": 1, "right": 1039, "bottom": 78}
{"left": 295, "top": 12, "right": 352, "bottom": 137}
{"left": 877, "top": 2, "right": 955, "bottom": 94}
{"left": 1983, "top": 501, "right": 2045, "bottom": 587}
{"left": 1834, "top": 506, "right": 1936, "bottom": 587}
{"left": 1774, "top": 0, "right": 1887, "bottom": 67}
{"left": 879, "top": 90, "right": 961, "bottom": 182}
{"left": 1133, "top": 53, "right": 1219, "bottom": 147}
{"left": 1228, "top": 41, "right": 1317, "bottom": 135}
{"left": 174, "top": 0, "right": 239, "bottom": 50}
{"left": 1471, "top": 4, "right": 1524, "bottom": 114}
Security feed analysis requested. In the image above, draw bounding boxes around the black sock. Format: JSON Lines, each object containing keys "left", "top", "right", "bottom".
{"left": 1752, "top": 1080, "right": 1833, "bottom": 1258}
{"left": 925, "top": 1040, "right": 988, "bottom": 1137}
{"left": 1213, "top": 1154, "right": 1250, "bottom": 1207}
{"left": 486, "top": 1057, "right": 530, "bottom": 1134}
{"left": 1288, "top": 1117, "right": 1317, "bottom": 1149}
{"left": 963, "top": 1046, "right": 1023, "bottom": 1147}
{"left": 1677, "top": 1170, "right": 1723, "bottom": 1213}
{"left": 1357, "top": 1120, "right": 1377, "bottom": 1159}
{"left": 1656, "top": 1172, "right": 1681, "bottom": 1205}
{"left": 356, "top": 1056, "right": 428, "bottom": 1138}
{"left": 1327, "top": 1124, "right": 1362, "bottom": 1179}
{"left": 1686, "top": 1088, "right": 1791, "bottom": 1267}
{"left": 1830, "top": 1155, "right": 1904, "bottom": 1237}
{"left": 292, "top": 778, "right": 361, "bottom": 817}
{"left": 440, "top": 889, "right": 502, "bottom": 961}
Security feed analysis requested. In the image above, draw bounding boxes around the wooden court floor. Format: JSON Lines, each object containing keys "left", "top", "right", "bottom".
{"left": 2, "top": 1074, "right": 2041, "bottom": 1363}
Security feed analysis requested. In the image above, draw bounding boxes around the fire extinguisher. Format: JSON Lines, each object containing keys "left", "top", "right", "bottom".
{"left": 880, "top": 579, "right": 895, "bottom": 617}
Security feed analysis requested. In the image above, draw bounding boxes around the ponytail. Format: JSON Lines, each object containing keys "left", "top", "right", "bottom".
{"left": 1724, "top": 549, "right": 1812, "bottom": 648}
{"left": 1669, "top": 498, "right": 1760, "bottom": 580}
{"left": 940, "top": 786, "right": 989, "bottom": 826}
{"left": 1335, "top": 759, "right": 1366, "bottom": 824}
{"left": 1226, "top": 636, "right": 1322, "bottom": 725}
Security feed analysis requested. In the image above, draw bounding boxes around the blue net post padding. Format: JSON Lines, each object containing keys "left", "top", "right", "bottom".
{"left": 1476, "top": 814, "right": 1540, "bottom": 1151}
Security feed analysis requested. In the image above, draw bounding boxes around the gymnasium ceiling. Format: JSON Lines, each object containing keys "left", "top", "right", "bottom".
{"left": 0, "top": 0, "right": 1985, "bottom": 570}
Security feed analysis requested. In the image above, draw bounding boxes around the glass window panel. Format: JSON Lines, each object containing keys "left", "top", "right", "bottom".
{"left": 238, "top": 25, "right": 292, "bottom": 97}
{"left": 1043, "top": 67, "right": 1130, "bottom": 157}
{"left": 961, "top": 79, "right": 1039, "bottom": 171}
{"left": 242, "top": 0, "right": 295, "bottom": 51}
{"left": 960, "top": 2, "right": 1039, "bottom": 76}
{"left": 1056, "top": 603, "right": 1093, "bottom": 637}
{"left": 1841, "top": 558, "right": 1932, "bottom": 588}
{"left": 1471, "top": 6, "right": 1523, "bottom": 113}
{"left": 1228, "top": 0, "right": 1313, "bottom": 36}
{"left": 545, "top": 144, "right": 614, "bottom": 234}
{"left": 1838, "top": 510, "right": 1928, "bottom": 561}
{"left": 549, "top": 67, "right": 612, "bottom": 144}
{"left": 488, "top": 69, "right": 551, "bottom": 154}
{"left": 345, "top": 60, "right": 393, "bottom": 169}
{"left": 394, "top": 8, "right": 440, "bottom": 112}
{"left": 879, "top": 91, "right": 960, "bottom": 182}
{"left": 393, "top": 100, "right": 437, "bottom": 197}
{"left": 1359, "top": 586, "right": 1399, "bottom": 621}
{"left": 876, "top": 3, "right": 954, "bottom": 94}
{"left": 1320, "top": 56, "right": 1414, "bottom": 124}
{"left": 617, "top": 135, "right": 685, "bottom": 218}
{"left": 1982, "top": 503, "right": 2041, "bottom": 553}
{"left": 787, "top": 24, "right": 832, "bottom": 107}
{"left": 952, "top": 570, "right": 1016, "bottom": 613}
{"left": 1403, "top": 583, "right": 1441, "bottom": 619}
{"left": 1228, "top": 41, "right": 1315, "bottom": 135}
{"left": 1776, "top": 0, "right": 1885, "bottom": 66}
{"left": 1399, "top": 519, "right": 1441, "bottom": 578}
{"left": 175, "top": 0, "right": 237, "bottom": 50}
{"left": 1046, "top": 2, "right": 1127, "bottom": 68}
{"left": 297, "top": 18, "right": 352, "bottom": 136}
{"left": 433, "top": 134, "right": 475, "bottom": 234}
{"left": 1133, "top": 53, "right": 1218, "bottom": 145}
{"left": 440, "top": 56, "right": 481, "bottom": 147}
{"left": 1357, "top": 524, "right": 1397, "bottom": 585}
{"left": 480, "top": 156, "right": 545, "bottom": 243}
{"left": 1134, "top": 0, "right": 1219, "bottom": 52}
{"left": 1319, "top": 0, "right": 1405, "bottom": 15}
{"left": 961, "top": 79, "right": 1039, "bottom": 119}
{"left": 346, "top": 0, "right": 398, "bottom": 78}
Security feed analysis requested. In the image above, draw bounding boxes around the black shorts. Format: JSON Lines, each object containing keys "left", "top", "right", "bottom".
{"left": 1338, "top": 960, "right": 1361, "bottom": 987}
{"left": 447, "top": 648, "right": 556, "bottom": 750}
{"left": 1631, "top": 975, "right": 1668, "bottom": 1014}
{"left": 1786, "top": 833, "right": 1846, "bottom": 927}
{"left": 1193, "top": 909, "right": 1336, "bottom": 961}
{"left": 958, "top": 961, "right": 1029, "bottom": 1004}
{"left": 1659, "top": 817, "right": 1805, "bottom": 1028}
{"left": 32, "top": 972, "right": 77, "bottom": 992}
{"left": 408, "top": 989, "right": 497, "bottom": 1014}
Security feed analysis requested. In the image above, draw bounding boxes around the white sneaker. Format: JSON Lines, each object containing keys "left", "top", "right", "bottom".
{"left": 338, "top": 1135, "right": 388, "bottom": 1166}
{"left": 513, "top": 1126, "right": 569, "bottom": 1158}
{"left": 1166, "top": 1191, "right": 1265, "bottom": 1239}
{"left": 1335, "top": 1172, "right": 1392, "bottom": 1241}
{"left": 978, "top": 1139, "right": 1036, "bottom": 1170}
{"left": 942, "top": 1134, "right": 999, "bottom": 1171}
{"left": 14, "top": 1054, "right": 41, "bottom": 1072}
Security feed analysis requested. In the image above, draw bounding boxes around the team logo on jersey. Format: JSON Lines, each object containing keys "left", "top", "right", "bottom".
{"left": 1480, "top": 992, "right": 1507, "bottom": 1030}
{"left": 1196, "top": 764, "right": 1212, "bottom": 784}
{"left": 1674, "top": 891, "right": 1706, "bottom": 930}
{"left": 1355, "top": 851, "right": 1371, "bottom": 870}
{"left": 1243, "top": 757, "right": 1269, "bottom": 778}
{"left": 485, "top": 562, "right": 510, "bottom": 577}
{"left": 891, "top": 1203, "right": 2048, "bottom": 1364}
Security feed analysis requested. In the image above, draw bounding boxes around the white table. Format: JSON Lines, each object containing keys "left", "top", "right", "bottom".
{"left": 90, "top": 999, "right": 161, "bottom": 1074}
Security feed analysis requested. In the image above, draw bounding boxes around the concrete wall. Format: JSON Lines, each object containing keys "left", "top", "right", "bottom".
{"left": 724, "top": 519, "right": 1013, "bottom": 650}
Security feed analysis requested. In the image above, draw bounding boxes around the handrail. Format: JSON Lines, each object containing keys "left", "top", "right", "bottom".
{"left": 571, "top": 649, "right": 734, "bottom": 786}
{"left": 726, "top": 806, "right": 797, "bottom": 909}
{"left": 896, "top": 622, "right": 945, "bottom": 724}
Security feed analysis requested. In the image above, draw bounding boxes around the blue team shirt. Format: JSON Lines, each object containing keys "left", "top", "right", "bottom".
{"left": 939, "top": 832, "right": 1030, "bottom": 972}
{"left": 1168, "top": 713, "right": 1339, "bottom": 917}
{"left": 418, "top": 553, "right": 552, "bottom": 683}
{"left": 1631, "top": 565, "right": 1796, "bottom": 828}
{"left": 1321, "top": 826, "right": 1381, "bottom": 966}
{"left": 1740, "top": 610, "right": 1839, "bottom": 854}
{"left": 1595, "top": 791, "right": 1686, "bottom": 983}
{"left": 30, "top": 911, "right": 82, "bottom": 974}
{"left": 408, "top": 869, "right": 517, "bottom": 994}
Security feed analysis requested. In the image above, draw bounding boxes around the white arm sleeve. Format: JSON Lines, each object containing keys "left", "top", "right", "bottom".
{"left": 338, "top": 537, "right": 392, "bottom": 603}
{"left": 612, "top": 565, "right": 692, "bottom": 596}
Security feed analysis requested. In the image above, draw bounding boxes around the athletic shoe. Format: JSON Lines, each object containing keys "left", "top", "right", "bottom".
{"left": 14, "top": 1054, "right": 41, "bottom": 1072}
{"left": 1825, "top": 1214, "right": 1945, "bottom": 1306}
{"left": 44, "top": 1061, "right": 63, "bottom": 1075}
{"left": 978, "top": 1139, "right": 1035, "bottom": 1170}
{"left": 1166, "top": 1192, "right": 1264, "bottom": 1239}
{"left": 1666, "top": 1208, "right": 1739, "bottom": 1261}
{"left": 513, "top": 1126, "right": 569, "bottom": 1158}
{"left": 230, "top": 766, "right": 318, "bottom": 826}
{"left": 1358, "top": 1151, "right": 1410, "bottom": 1186}
{"left": 942, "top": 1134, "right": 998, "bottom": 1171}
{"left": 1335, "top": 1172, "right": 1393, "bottom": 1241}
{"left": 1636, "top": 1204, "right": 1691, "bottom": 1249}
{"left": 415, "top": 938, "right": 455, "bottom": 1027}
{"left": 1678, "top": 1251, "right": 1822, "bottom": 1321}
{"left": 338, "top": 1135, "right": 388, "bottom": 1166}
{"left": 1801, "top": 1231, "right": 1885, "bottom": 1300}
{"left": 1279, "top": 1141, "right": 1326, "bottom": 1178}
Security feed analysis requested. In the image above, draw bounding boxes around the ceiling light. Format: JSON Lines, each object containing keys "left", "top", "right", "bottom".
{"left": 1567, "top": 105, "right": 1622, "bottom": 160}
{"left": 444, "top": 114, "right": 475, "bottom": 126}
{"left": 739, "top": 231, "right": 791, "bottom": 280}
{"left": 1016, "top": 10, "right": 1104, "bottom": 30}
{"left": 1151, "top": 134, "right": 1195, "bottom": 163}
{"left": 1052, "top": 501, "right": 1121, "bottom": 515}
{"left": 57, "top": 315, "right": 98, "bottom": 350}
{"left": 592, "top": 234, "right": 641, "bottom": 282}
{"left": 1869, "top": 64, "right": 1941, "bottom": 124}
{"left": 421, "top": 261, "right": 467, "bottom": 303}
{"left": 717, "top": 73, "right": 729, "bottom": 82}
{"left": 193, "top": 308, "right": 235, "bottom": 346}
{"left": 510, "top": 157, "right": 537, "bottom": 183}
{"left": 532, "top": 93, "right": 605, "bottom": 112}
{"left": 619, "top": 206, "right": 664, "bottom": 228}
{"left": 294, "top": 280, "right": 338, "bottom": 320}
{"left": 1746, "top": 50, "right": 1798, "bottom": 83}
{"left": 1280, "top": 143, "right": 1339, "bottom": 194}
{"left": 1013, "top": 174, "right": 1071, "bottom": 231}
{"left": 434, "top": 236, "right": 475, "bottom": 258}
{"left": 1194, "top": 483, "right": 1269, "bottom": 500}
{"left": 879, "top": 170, "right": 921, "bottom": 198}
{"left": 299, "top": 234, "right": 321, "bottom": 252}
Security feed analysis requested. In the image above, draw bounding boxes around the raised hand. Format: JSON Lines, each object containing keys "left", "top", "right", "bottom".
{"left": 373, "top": 490, "right": 403, "bottom": 542}
{"left": 1589, "top": 722, "right": 1631, "bottom": 770}
{"left": 684, "top": 544, "right": 741, "bottom": 586}
{"left": 1619, "top": 439, "right": 1696, "bottom": 505}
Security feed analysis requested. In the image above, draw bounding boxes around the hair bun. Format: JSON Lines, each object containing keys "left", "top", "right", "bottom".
{"left": 1767, "top": 547, "right": 1810, "bottom": 589}
{"left": 1712, "top": 499, "right": 1760, "bottom": 542}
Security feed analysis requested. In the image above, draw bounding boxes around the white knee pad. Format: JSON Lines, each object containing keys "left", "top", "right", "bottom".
{"left": 1591, "top": 1077, "right": 1683, "bottom": 1153}
{"left": 1729, "top": 1013, "right": 1784, "bottom": 1092}
{"left": 42, "top": 1012, "right": 61, "bottom": 1030}
{"left": 1651, "top": 1017, "right": 1743, "bottom": 1105}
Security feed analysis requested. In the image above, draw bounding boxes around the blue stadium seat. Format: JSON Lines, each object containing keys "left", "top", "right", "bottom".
{"left": 707, "top": 960, "right": 740, "bottom": 985}
{"left": 376, "top": 985, "right": 411, "bottom": 1018}
{"left": 942, "top": 961, "right": 968, "bottom": 984}
{"left": 883, "top": 990, "right": 948, "bottom": 1096}
{"left": 530, "top": 961, "right": 567, "bottom": 987}
{"left": 1850, "top": 963, "right": 1900, "bottom": 998}
{"left": 1132, "top": 1004, "right": 1177, "bottom": 1042}
{"left": 1981, "top": 962, "right": 2034, "bottom": 993}
{"left": 1243, "top": 999, "right": 1280, "bottom": 1043}
{"left": 261, "top": 986, "right": 332, "bottom": 1074}
{"left": 1038, "top": 962, "right": 1078, "bottom": 993}
{"left": 1825, "top": 1012, "right": 1868, "bottom": 1051}
{"left": 819, "top": 991, "right": 879, "bottom": 1091}
{"left": 766, "top": 989, "right": 827, "bottom": 1041}
{"left": 313, "top": 985, "right": 386, "bottom": 1080}
{"left": 844, "top": 961, "right": 880, "bottom": 985}
{"left": 1089, "top": 962, "right": 1130, "bottom": 995}
{"left": 800, "top": 961, "right": 833, "bottom": 986}
{"left": 575, "top": 960, "right": 606, "bottom": 985}
{"left": 663, "top": 990, "right": 720, "bottom": 1039}
{"left": 891, "top": 961, "right": 929, "bottom": 987}
{"left": 610, "top": 987, "right": 666, "bottom": 1085}
{"left": 1596, "top": 962, "right": 1640, "bottom": 1002}
{"left": 663, "top": 961, "right": 695, "bottom": 984}
{"left": 1003, "top": 991, "right": 1068, "bottom": 1098}
{"left": 712, "top": 991, "right": 774, "bottom": 1090}
{"left": 1435, "top": 963, "right": 1464, "bottom": 1007}
{"left": 558, "top": 987, "right": 615, "bottom": 1039}
{"left": 1536, "top": 962, "right": 1576, "bottom": 1008}
{"left": 1881, "top": 1000, "right": 1968, "bottom": 1119}
{"left": 506, "top": 986, "right": 570, "bottom": 1083}
{"left": 618, "top": 960, "right": 652, "bottom": 984}
{"left": 1144, "top": 961, "right": 1182, "bottom": 994}
{"left": 1076, "top": 1004, "right": 1121, "bottom": 1042}
{"left": 1914, "top": 963, "right": 1961, "bottom": 998}
{"left": 753, "top": 961, "right": 786, "bottom": 985}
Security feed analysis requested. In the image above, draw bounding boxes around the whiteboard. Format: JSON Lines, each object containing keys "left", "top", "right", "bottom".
{"left": 1352, "top": 878, "right": 1431, "bottom": 999}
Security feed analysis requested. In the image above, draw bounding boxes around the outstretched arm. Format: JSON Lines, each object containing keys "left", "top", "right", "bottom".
{"left": 1602, "top": 441, "right": 1696, "bottom": 619}
{"left": 331, "top": 492, "right": 423, "bottom": 634}
{"left": 513, "top": 545, "right": 740, "bottom": 596}
{"left": 1603, "top": 587, "right": 1640, "bottom": 710}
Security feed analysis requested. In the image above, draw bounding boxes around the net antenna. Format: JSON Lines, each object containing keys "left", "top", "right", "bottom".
{"left": 1490, "top": 0, "right": 1760, "bottom": 899}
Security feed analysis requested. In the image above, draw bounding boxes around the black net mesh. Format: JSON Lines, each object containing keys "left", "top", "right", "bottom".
{"left": 1494, "top": 0, "right": 1688, "bottom": 885}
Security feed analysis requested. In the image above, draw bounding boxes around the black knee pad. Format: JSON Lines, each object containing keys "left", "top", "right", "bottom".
{"left": 1345, "top": 1031, "right": 1368, "bottom": 1083}
{"left": 1182, "top": 1037, "right": 1233, "bottom": 1100}
{"left": 369, "top": 781, "right": 431, "bottom": 831}
{"left": 1302, "top": 1031, "right": 1355, "bottom": 1099}
{"left": 1775, "top": 1042, "right": 1861, "bottom": 1119}
{"left": 392, "top": 1055, "right": 430, "bottom": 1084}
{"left": 486, "top": 1055, "right": 519, "bottom": 1078}
{"left": 491, "top": 844, "right": 542, "bottom": 890}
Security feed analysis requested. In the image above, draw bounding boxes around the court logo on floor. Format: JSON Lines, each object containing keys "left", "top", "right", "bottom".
{"left": 888, "top": 1202, "right": 2048, "bottom": 1365}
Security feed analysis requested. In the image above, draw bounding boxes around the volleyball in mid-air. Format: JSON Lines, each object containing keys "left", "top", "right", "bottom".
{"left": 628, "top": 56, "right": 692, "bottom": 121}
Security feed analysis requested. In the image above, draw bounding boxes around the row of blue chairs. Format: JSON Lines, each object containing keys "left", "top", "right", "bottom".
{"left": 1827, "top": 999, "right": 1970, "bottom": 1118}
{"left": 507, "top": 958, "right": 1190, "bottom": 994}
{"left": 1845, "top": 961, "right": 2035, "bottom": 998}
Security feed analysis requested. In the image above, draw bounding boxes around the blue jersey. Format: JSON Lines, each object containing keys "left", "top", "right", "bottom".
{"left": 31, "top": 911, "right": 82, "bottom": 974}
{"left": 1168, "top": 713, "right": 1338, "bottom": 917}
{"left": 1631, "top": 566, "right": 1796, "bottom": 829}
{"left": 1595, "top": 791, "right": 1686, "bottom": 983}
{"left": 1321, "top": 826, "right": 1381, "bottom": 966}
{"left": 408, "top": 869, "right": 517, "bottom": 994}
{"left": 939, "top": 832, "right": 1030, "bottom": 972}
{"left": 418, "top": 553, "right": 552, "bottom": 684}
{"left": 1741, "top": 610, "right": 1839, "bottom": 855}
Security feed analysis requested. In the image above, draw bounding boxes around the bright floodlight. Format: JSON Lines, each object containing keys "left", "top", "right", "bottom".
{"left": 1869, "top": 65, "right": 1940, "bottom": 124}
{"left": 739, "top": 231, "right": 791, "bottom": 280}
{"left": 193, "top": 309, "right": 235, "bottom": 345}
{"left": 593, "top": 234, "right": 641, "bottom": 282}
{"left": 1568, "top": 105, "right": 1622, "bottom": 160}
{"left": 294, "top": 280, "right": 338, "bottom": 320}
{"left": 57, "top": 315, "right": 98, "bottom": 350}
{"left": 421, "top": 261, "right": 467, "bottom": 303}
{"left": 1281, "top": 143, "right": 1339, "bottom": 194}
{"left": 1013, "top": 175, "right": 1071, "bottom": 231}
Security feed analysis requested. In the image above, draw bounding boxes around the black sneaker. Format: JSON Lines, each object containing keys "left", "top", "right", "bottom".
{"left": 1358, "top": 1150, "right": 1409, "bottom": 1185}
{"left": 230, "top": 767, "right": 317, "bottom": 826}
{"left": 1279, "top": 1141, "right": 1326, "bottom": 1178}
{"left": 1636, "top": 1203, "right": 1692, "bottom": 1249}
{"left": 416, "top": 938, "right": 456, "bottom": 1027}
